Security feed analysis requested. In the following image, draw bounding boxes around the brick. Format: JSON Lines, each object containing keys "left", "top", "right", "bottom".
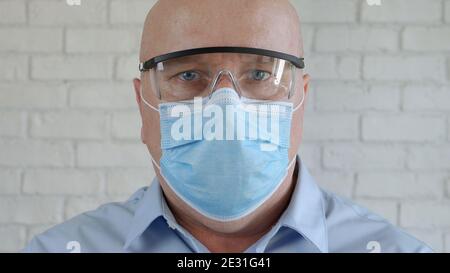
{"left": 66, "top": 28, "right": 139, "bottom": 53}
{"left": 29, "top": 0, "right": 107, "bottom": 26}
{"left": 0, "top": 225, "right": 26, "bottom": 252}
{"left": 31, "top": 56, "right": 113, "bottom": 80}
{"left": 315, "top": 84, "right": 400, "bottom": 111}
{"left": 116, "top": 55, "right": 140, "bottom": 80}
{"left": 23, "top": 169, "right": 102, "bottom": 195}
{"left": 316, "top": 27, "right": 398, "bottom": 52}
{"left": 362, "top": 114, "right": 446, "bottom": 142}
{"left": 291, "top": 0, "right": 357, "bottom": 23}
{"left": 407, "top": 145, "right": 450, "bottom": 170}
{"left": 361, "top": 0, "right": 441, "bottom": 23}
{"left": 417, "top": 172, "right": 448, "bottom": 196}
{"left": 110, "top": 0, "right": 157, "bottom": 24}
{"left": 401, "top": 202, "right": 450, "bottom": 228}
{"left": 65, "top": 196, "right": 113, "bottom": 220}
{"left": 336, "top": 56, "right": 361, "bottom": 80}
{"left": 303, "top": 113, "right": 359, "bottom": 141}
{"left": 76, "top": 143, "right": 149, "bottom": 167}
{"left": 354, "top": 199, "right": 398, "bottom": 225}
{"left": 403, "top": 85, "right": 450, "bottom": 111}
{"left": 0, "top": 112, "right": 26, "bottom": 137}
{"left": 111, "top": 111, "right": 141, "bottom": 140}
{"left": 0, "top": 0, "right": 26, "bottom": 24}
{"left": 0, "top": 55, "right": 28, "bottom": 81}
{"left": 0, "top": 83, "right": 67, "bottom": 109}
{"left": 0, "top": 196, "right": 64, "bottom": 224}
{"left": 106, "top": 169, "right": 155, "bottom": 196}
{"left": 69, "top": 82, "right": 136, "bottom": 109}
{"left": 403, "top": 27, "right": 450, "bottom": 52}
{"left": 0, "top": 140, "right": 74, "bottom": 167}
{"left": 31, "top": 111, "right": 107, "bottom": 139}
{"left": 301, "top": 25, "right": 314, "bottom": 55}
{"left": 308, "top": 55, "right": 360, "bottom": 80}
{"left": 0, "top": 169, "right": 21, "bottom": 194}
{"left": 0, "top": 28, "right": 63, "bottom": 52}
{"left": 324, "top": 144, "right": 405, "bottom": 170}
{"left": 363, "top": 56, "right": 445, "bottom": 81}
{"left": 309, "top": 170, "right": 354, "bottom": 198}
{"left": 356, "top": 172, "right": 441, "bottom": 199}
{"left": 32, "top": 56, "right": 113, "bottom": 80}
{"left": 306, "top": 56, "right": 335, "bottom": 80}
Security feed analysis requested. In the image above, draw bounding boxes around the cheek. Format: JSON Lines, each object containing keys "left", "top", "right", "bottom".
{"left": 142, "top": 109, "right": 162, "bottom": 161}
{"left": 289, "top": 108, "right": 304, "bottom": 159}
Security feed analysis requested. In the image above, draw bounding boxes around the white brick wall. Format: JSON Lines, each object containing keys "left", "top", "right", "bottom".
{"left": 0, "top": 0, "right": 449, "bottom": 252}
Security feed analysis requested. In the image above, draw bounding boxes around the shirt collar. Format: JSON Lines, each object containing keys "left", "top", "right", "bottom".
{"left": 276, "top": 156, "right": 329, "bottom": 252}
{"left": 123, "top": 179, "right": 164, "bottom": 249}
{"left": 123, "top": 156, "right": 328, "bottom": 252}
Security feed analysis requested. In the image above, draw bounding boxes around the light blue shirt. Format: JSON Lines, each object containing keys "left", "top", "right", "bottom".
{"left": 23, "top": 157, "right": 433, "bottom": 253}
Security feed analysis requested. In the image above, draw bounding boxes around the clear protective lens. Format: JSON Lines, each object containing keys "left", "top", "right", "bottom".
{"left": 145, "top": 52, "right": 298, "bottom": 103}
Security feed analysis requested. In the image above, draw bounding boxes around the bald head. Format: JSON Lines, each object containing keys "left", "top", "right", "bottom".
{"left": 139, "top": 0, "right": 303, "bottom": 62}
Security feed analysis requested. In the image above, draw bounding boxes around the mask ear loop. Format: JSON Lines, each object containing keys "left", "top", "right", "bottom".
{"left": 286, "top": 155, "right": 297, "bottom": 170}
{"left": 141, "top": 87, "right": 162, "bottom": 169}
{"left": 140, "top": 85, "right": 160, "bottom": 112}
{"left": 292, "top": 87, "right": 305, "bottom": 112}
{"left": 151, "top": 156, "right": 161, "bottom": 170}
{"left": 287, "top": 64, "right": 305, "bottom": 113}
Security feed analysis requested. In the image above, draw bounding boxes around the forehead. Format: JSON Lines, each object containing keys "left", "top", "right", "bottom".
{"left": 141, "top": 0, "right": 301, "bottom": 62}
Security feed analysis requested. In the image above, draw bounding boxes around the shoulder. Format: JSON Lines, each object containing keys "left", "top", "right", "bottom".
{"left": 22, "top": 187, "right": 148, "bottom": 253}
{"left": 321, "top": 189, "right": 433, "bottom": 253}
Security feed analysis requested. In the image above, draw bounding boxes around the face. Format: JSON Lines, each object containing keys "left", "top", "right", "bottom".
{"left": 133, "top": 0, "right": 310, "bottom": 234}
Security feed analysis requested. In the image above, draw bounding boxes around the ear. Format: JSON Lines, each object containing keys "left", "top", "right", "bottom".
{"left": 302, "top": 73, "right": 310, "bottom": 95}
{"left": 133, "top": 78, "right": 145, "bottom": 144}
{"left": 133, "top": 78, "right": 142, "bottom": 105}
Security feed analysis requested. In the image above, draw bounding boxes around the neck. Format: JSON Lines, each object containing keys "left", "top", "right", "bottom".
{"left": 167, "top": 163, "right": 299, "bottom": 253}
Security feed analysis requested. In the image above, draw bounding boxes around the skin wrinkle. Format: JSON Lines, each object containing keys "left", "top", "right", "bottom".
{"left": 133, "top": 0, "right": 310, "bottom": 253}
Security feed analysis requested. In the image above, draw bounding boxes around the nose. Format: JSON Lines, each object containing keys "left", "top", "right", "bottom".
{"left": 215, "top": 74, "right": 234, "bottom": 89}
{"left": 210, "top": 70, "right": 241, "bottom": 96}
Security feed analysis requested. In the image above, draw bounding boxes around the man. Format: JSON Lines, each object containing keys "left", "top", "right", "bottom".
{"left": 23, "top": 0, "right": 432, "bottom": 253}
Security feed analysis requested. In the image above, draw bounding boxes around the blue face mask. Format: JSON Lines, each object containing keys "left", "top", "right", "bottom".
{"left": 147, "top": 88, "right": 299, "bottom": 222}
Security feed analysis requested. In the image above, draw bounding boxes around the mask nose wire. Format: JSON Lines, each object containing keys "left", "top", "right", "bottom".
{"left": 209, "top": 70, "right": 305, "bottom": 113}
{"left": 208, "top": 70, "right": 242, "bottom": 99}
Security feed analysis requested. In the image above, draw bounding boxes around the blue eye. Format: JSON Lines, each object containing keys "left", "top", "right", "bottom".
{"left": 178, "top": 71, "right": 199, "bottom": 81}
{"left": 250, "top": 70, "right": 270, "bottom": 81}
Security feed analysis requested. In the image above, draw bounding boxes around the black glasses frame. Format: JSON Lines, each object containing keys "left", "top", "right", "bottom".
{"left": 139, "top": 46, "right": 305, "bottom": 72}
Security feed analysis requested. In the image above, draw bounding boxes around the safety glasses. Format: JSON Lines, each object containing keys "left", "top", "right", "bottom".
{"left": 139, "top": 47, "right": 305, "bottom": 103}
